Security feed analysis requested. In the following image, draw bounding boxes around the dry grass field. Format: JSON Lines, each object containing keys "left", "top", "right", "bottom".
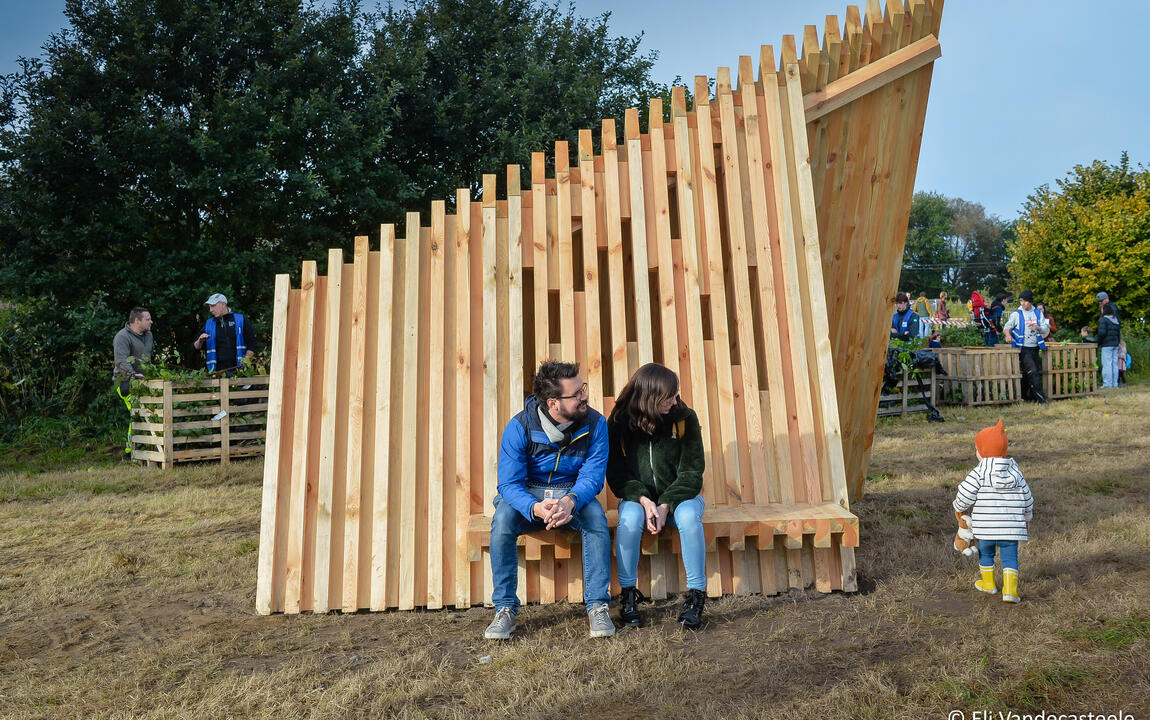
{"left": 2, "top": 385, "right": 1148, "bottom": 719}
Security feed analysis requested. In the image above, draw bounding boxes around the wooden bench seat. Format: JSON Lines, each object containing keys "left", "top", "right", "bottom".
{"left": 467, "top": 502, "right": 858, "bottom": 562}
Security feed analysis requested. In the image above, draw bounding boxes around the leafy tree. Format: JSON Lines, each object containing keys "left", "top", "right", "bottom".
{"left": 369, "top": 0, "right": 662, "bottom": 201}
{"left": 899, "top": 191, "right": 1010, "bottom": 299}
{"left": 0, "top": 0, "right": 668, "bottom": 434}
{"left": 900, "top": 191, "right": 952, "bottom": 295}
{"left": 1010, "top": 154, "right": 1150, "bottom": 333}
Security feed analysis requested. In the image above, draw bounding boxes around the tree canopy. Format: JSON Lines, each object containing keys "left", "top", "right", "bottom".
{"left": 1010, "top": 153, "right": 1149, "bottom": 333}
{"left": 0, "top": 0, "right": 668, "bottom": 430}
{"left": 899, "top": 191, "right": 1011, "bottom": 299}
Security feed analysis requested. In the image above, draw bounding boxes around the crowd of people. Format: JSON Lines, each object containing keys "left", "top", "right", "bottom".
{"left": 891, "top": 288, "right": 1129, "bottom": 403}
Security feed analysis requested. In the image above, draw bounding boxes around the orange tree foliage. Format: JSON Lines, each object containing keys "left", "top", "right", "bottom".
{"left": 1010, "top": 154, "right": 1150, "bottom": 333}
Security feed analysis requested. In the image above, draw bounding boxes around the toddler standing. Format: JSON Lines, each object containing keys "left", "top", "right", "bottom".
{"left": 953, "top": 420, "right": 1034, "bottom": 603}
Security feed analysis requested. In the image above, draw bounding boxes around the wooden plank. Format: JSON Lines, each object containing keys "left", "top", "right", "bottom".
{"left": 716, "top": 67, "right": 772, "bottom": 505}
{"left": 255, "top": 274, "right": 291, "bottom": 614}
{"left": 425, "top": 205, "right": 446, "bottom": 610}
{"left": 284, "top": 261, "right": 317, "bottom": 614}
{"left": 624, "top": 109, "right": 655, "bottom": 366}
{"left": 371, "top": 224, "right": 397, "bottom": 610}
{"left": 783, "top": 62, "right": 850, "bottom": 510}
{"left": 693, "top": 77, "right": 744, "bottom": 508}
{"left": 311, "top": 249, "right": 342, "bottom": 613}
{"left": 453, "top": 192, "right": 472, "bottom": 609}
{"left": 397, "top": 215, "right": 421, "bottom": 610}
{"left": 740, "top": 54, "right": 795, "bottom": 503}
{"left": 531, "top": 154, "right": 550, "bottom": 367}
{"left": 602, "top": 118, "right": 630, "bottom": 397}
{"left": 555, "top": 144, "right": 577, "bottom": 360}
{"left": 648, "top": 98, "right": 679, "bottom": 373}
{"left": 578, "top": 130, "right": 605, "bottom": 414}
{"left": 670, "top": 87, "right": 719, "bottom": 513}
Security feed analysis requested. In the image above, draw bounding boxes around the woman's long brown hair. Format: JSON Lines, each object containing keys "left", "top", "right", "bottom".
{"left": 610, "top": 363, "right": 680, "bottom": 435}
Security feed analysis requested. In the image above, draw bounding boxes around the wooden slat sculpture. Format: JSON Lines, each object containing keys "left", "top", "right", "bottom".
{"left": 255, "top": 0, "right": 943, "bottom": 614}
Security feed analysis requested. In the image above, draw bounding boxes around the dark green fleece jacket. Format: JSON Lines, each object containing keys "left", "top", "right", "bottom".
{"left": 606, "top": 401, "right": 705, "bottom": 512}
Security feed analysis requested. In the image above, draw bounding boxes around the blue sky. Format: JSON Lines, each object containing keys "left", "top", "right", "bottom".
{"left": 3, "top": 1, "right": 1147, "bottom": 221}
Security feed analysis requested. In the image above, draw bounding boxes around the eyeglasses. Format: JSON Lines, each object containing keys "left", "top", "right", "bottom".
{"left": 557, "top": 382, "right": 588, "bottom": 400}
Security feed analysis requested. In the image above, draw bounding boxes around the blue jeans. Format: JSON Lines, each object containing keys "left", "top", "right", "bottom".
{"left": 1101, "top": 345, "right": 1118, "bottom": 388}
{"left": 615, "top": 495, "right": 706, "bottom": 592}
{"left": 489, "top": 492, "right": 611, "bottom": 612}
{"left": 977, "top": 539, "right": 1019, "bottom": 571}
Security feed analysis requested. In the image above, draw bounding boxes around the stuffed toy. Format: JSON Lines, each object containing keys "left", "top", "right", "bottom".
{"left": 953, "top": 510, "right": 977, "bottom": 556}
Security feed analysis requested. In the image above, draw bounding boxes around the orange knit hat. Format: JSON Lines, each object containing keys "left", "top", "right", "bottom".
{"left": 975, "top": 419, "right": 1008, "bottom": 458}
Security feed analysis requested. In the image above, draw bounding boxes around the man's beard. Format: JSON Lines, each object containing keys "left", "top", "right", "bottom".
{"left": 559, "top": 401, "right": 589, "bottom": 424}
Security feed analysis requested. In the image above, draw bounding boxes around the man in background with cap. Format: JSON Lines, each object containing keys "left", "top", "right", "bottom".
{"left": 1096, "top": 291, "right": 1120, "bottom": 321}
{"left": 194, "top": 293, "right": 255, "bottom": 375}
{"left": 1002, "top": 290, "right": 1049, "bottom": 404}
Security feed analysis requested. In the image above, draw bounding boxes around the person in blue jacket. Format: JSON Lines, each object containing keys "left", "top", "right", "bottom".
{"left": 484, "top": 360, "right": 615, "bottom": 640}
{"left": 890, "top": 292, "right": 920, "bottom": 342}
{"left": 193, "top": 293, "right": 254, "bottom": 375}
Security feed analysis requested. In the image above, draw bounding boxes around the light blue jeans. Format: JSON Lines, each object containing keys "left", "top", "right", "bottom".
{"left": 1101, "top": 345, "right": 1118, "bottom": 388}
{"left": 615, "top": 495, "right": 706, "bottom": 591}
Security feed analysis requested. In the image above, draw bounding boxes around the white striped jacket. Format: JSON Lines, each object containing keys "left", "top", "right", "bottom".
{"left": 952, "top": 457, "right": 1033, "bottom": 541}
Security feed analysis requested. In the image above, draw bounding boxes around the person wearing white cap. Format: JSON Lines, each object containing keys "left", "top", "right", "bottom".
{"left": 194, "top": 293, "right": 254, "bottom": 374}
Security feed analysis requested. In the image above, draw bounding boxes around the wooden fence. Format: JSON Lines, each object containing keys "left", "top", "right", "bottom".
{"left": 877, "top": 368, "right": 937, "bottom": 417}
{"left": 936, "top": 344, "right": 1097, "bottom": 406}
{"left": 131, "top": 377, "right": 269, "bottom": 469}
{"left": 255, "top": 0, "right": 945, "bottom": 614}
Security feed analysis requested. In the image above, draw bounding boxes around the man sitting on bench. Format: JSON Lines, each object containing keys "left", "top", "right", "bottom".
{"left": 484, "top": 360, "right": 615, "bottom": 640}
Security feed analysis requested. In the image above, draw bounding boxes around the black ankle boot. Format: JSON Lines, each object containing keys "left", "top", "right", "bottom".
{"left": 619, "top": 587, "right": 647, "bottom": 627}
{"left": 676, "top": 589, "right": 706, "bottom": 629}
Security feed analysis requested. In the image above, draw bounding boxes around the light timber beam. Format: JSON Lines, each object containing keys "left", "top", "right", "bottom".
{"left": 804, "top": 35, "right": 940, "bottom": 121}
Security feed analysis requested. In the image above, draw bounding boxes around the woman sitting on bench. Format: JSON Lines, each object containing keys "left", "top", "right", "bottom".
{"left": 607, "top": 363, "right": 707, "bottom": 629}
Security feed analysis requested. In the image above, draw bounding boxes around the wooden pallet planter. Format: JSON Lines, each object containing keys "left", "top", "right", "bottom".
{"left": 131, "top": 376, "right": 270, "bottom": 468}
{"left": 1043, "top": 343, "right": 1099, "bottom": 399}
{"left": 935, "top": 345, "right": 1097, "bottom": 406}
{"left": 877, "top": 368, "right": 937, "bottom": 417}
{"left": 255, "top": 0, "right": 946, "bottom": 614}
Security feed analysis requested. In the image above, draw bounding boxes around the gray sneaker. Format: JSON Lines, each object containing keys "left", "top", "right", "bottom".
{"left": 484, "top": 607, "right": 516, "bottom": 639}
{"left": 588, "top": 603, "right": 616, "bottom": 638}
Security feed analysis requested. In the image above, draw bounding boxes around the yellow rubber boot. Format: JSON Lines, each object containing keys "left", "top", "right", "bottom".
{"left": 975, "top": 566, "right": 998, "bottom": 595}
{"left": 1002, "top": 569, "right": 1021, "bottom": 603}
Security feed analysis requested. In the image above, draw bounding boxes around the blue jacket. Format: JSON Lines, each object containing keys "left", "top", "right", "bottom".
{"left": 496, "top": 395, "right": 609, "bottom": 522}
{"left": 891, "top": 309, "right": 919, "bottom": 341}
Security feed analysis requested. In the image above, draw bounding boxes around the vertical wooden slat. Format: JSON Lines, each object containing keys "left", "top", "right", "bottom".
{"left": 426, "top": 205, "right": 446, "bottom": 610}
{"left": 508, "top": 167, "right": 525, "bottom": 408}
{"left": 741, "top": 54, "right": 794, "bottom": 502}
{"left": 284, "top": 262, "right": 316, "bottom": 614}
{"left": 309, "top": 250, "right": 341, "bottom": 613}
{"left": 624, "top": 109, "right": 655, "bottom": 366}
{"left": 398, "top": 215, "right": 421, "bottom": 610}
{"left": 341, "top": 238, "right": 369, "bottom": 611}
{"left": 602, "top": 119, "right": 630, "bottom": 396}
{"left": 578, "top": 130, "right": 605, "bottom": 412}
{"left": 453, "top": 194, "right": 472, "bottom": 609}
{"left": 531, "top": 154, "right": 550, "bottom": 367}
{"left": 256, "top": 274, "right": 291, "bottom": 615}
{"left": 555, "top": 144, "right": 577, "bottom": 360}
{"left": 371, "top": 225, "right": 397, "bottom": 610}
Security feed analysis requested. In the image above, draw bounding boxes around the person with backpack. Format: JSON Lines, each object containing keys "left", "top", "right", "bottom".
{"left": 971, "top": 291, "right": 996, "bottom": 347}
